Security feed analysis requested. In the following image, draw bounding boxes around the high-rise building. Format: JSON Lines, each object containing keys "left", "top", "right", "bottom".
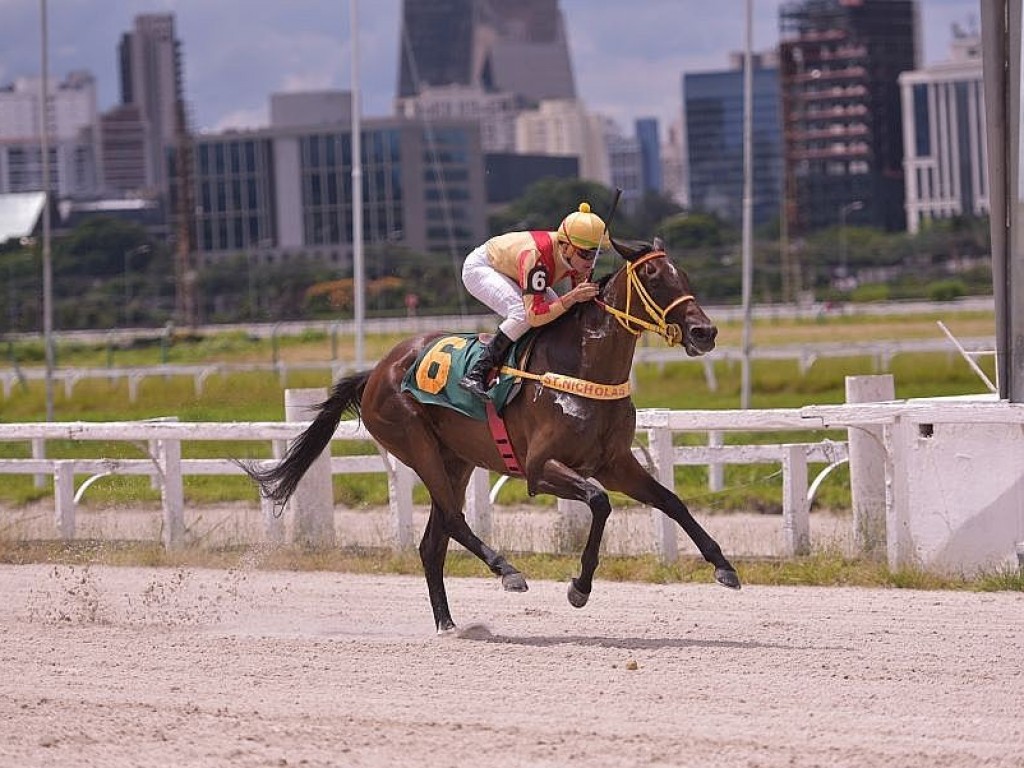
{"left": 899, "top": 28, "right": 988, "bottom": 233}
{"left": 606, "top": 126, "right": 643, "bottom": 214}
{"left": 684, "top": 52, "right": 782, "bottom": 228}
{"left": 779, "top": 0, "right": 918, "bottom": 234}
{"left": 0, "top": 72, "right": 101, "bottom": 197}
{"left": 660, "top": 120, "right": 689, "bottom": 208}
{"left": 110, "top": 13, "right": 186, "bottom": 196}
{"left": 397, "top": 0, "right": 575, "bottom": 103}
{"left": 99, "top": 105, "right": 147, "bottom": 194}
{"left": 635, "top": 118, "right": 663, "bottom": 196}
{"left": 184, "top": 104, "right": 487, "bottom": 266}
{"left": 515, "top": 99, "right": 609, "bottom": 184}
{"left": 395, "top": 0, "right": 576, "bottom": 153}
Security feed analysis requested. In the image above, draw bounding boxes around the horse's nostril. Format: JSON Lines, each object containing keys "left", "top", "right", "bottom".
{"left": 690, "top": 325, "right": 717, "bottom": 344}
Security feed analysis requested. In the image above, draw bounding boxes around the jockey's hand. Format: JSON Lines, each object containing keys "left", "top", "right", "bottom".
{"left": 563, "top": 282, "right": 599, "bottom": 308}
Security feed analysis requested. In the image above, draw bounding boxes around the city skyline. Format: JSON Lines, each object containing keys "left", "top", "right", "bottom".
{"left": 0, "top": 0, "right": 980, "bottom": 137}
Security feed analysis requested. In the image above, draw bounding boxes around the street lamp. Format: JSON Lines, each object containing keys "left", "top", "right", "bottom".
{"left": 39, "top": 0, "right": 54, "bottom": 421}
{"left": 838, "top": 200, "right": 864, "bottom": 278}
{"left": 123, "top": 245, "right": 150, "bottom": 327}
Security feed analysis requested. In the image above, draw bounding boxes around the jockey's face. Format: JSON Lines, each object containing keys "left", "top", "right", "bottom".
{"left": 567, "top": 243, "right": 597, "bottom": 276}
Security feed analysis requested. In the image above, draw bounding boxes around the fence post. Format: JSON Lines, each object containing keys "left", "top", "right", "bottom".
{"left": 464, "top": 468, "right": 492, "bottom": 543}
{"left": 781, "top": 444, "right": 810, "bottom": 556}
{"left": 555, "top": 498, "right": 590, "bottom": 553}
{"left": 32, "top": 437, "right": 46, "bottom": 489}
{"left": 708, "top": 430, "right": 724, "bottom": 492}
{"left": 845, "top": 374, "right": 894, "bottom": 560}
{"left": 387, "top": 455, "right": 415, "bottom": 550}
{"left": 646, "top": 415, "right": 679, "bottom": 563}
{"left": 283, "top": 389, "right": 335, "bottom": 549}
{"left": 146, "top": 416, "right": 178, "bottom": 490}
{"left": 155, "top": 437, "right": 185, "bottom": 550}
{"left": 53, "top": 461, "right": 75, "bottom": 540}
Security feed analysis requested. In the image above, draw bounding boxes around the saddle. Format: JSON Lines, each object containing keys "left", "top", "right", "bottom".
{"left": 400, "top": 332, "right": 535, "bottom": 420}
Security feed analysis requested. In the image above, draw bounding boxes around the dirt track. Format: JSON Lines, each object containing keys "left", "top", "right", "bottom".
{"left": 1, "top": 563, "right": 1022, "bottom": 768}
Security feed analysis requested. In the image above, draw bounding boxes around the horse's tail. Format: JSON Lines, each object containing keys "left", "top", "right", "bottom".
{"left": 241, "top": 369, "right": 372, "bottom": 505}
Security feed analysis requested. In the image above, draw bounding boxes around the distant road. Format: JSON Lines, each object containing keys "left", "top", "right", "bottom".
{"left": 4, "top": 296, "right": 996, "bottom": 346}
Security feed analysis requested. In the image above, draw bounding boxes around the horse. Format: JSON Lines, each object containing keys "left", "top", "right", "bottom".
{"left": 244, "top": 238, "right": 741, "bottom": 633}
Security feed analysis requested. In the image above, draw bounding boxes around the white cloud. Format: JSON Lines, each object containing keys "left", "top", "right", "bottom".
{"left": 210, "top": 107, "right": 268, "bottom": 133}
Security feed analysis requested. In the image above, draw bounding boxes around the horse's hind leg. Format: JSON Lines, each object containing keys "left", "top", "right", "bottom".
{"left": 439, "top": 458, "right": 528, "bottom": 593}
{"left": 414, "top": 453, "right": 527, "bottom": 633}
{"left": 419, "top": 506, "right": 455, "bottom": 632}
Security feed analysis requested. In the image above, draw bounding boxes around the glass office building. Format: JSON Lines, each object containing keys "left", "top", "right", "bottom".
{"left": 684, "top": 60, "right": 782, "bottom": 228}
{"left": 187, "top": 117, "right": 486, "bottom": 267}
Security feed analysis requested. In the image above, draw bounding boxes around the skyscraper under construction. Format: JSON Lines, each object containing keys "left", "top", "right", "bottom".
{"left": 779, "top": 0, "right": 918, "bottom": 235}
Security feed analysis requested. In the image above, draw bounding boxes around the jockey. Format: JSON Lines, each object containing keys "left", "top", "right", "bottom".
{"left": 459, "top": 201, "right": 609, "bottom": 401}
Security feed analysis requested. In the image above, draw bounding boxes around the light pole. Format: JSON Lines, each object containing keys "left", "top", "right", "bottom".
{"left": 39, "top": 0, "right": 54, "bottom": 421}
{"left": 350, "top": 0, "right": 365, "bottom": 369}
{"left": 123, "top": 245, "right": 150, "bottom": 327}
{"left": 740, "top": 0, "right": 754, "bottom": 409}
{"left": 838, "top": 200, "right": 864, "bottom": 278}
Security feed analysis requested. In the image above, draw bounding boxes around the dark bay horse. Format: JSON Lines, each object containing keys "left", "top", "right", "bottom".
{"left": 245, "top": 238, "right": 740, "bottom": 632}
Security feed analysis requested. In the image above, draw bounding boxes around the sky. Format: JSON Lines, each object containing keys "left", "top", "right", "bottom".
{"left": 0, "top": 0, "right": 981, "bottom": 137}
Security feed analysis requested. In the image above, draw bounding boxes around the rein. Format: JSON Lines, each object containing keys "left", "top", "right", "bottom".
{"left": 594, "top": 251, "right": 693, "bottom": 346}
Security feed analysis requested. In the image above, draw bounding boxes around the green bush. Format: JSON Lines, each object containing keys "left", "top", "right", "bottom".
{"left": 927, "top": 279, "right": 967, "bottom": 302}
{"left": 850, "top": 283, "right": 890, "bottom": 303}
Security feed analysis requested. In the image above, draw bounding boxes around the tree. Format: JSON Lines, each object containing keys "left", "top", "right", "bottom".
{"left": 53, "top": 216, "right": 154, "bottom": 279}
{"left": 488, "top": 178, "right": 620, "bottom": 237}
{"left": 658, "top": 212, "right": 737, "bottom": 249}
{"left": 630, "top": 190, "right": 684, "bottom": 238}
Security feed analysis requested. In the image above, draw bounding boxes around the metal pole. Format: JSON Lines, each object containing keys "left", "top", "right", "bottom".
{"left": 39, "top": 0, "right": 54, "bottom": 421}
{"left": 838, "top": 200, "right": 863, "bottom": 278}
{"left": 740, "top": 0, "right": 754, "bottom": 409}
{"left": 839, "top": 205, "right": 848, "bottom": 277}
{"left": 350, "top": 0, "right": 365, "bottom": 369}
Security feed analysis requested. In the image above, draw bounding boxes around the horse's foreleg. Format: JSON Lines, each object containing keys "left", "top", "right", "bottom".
{"left": 530, "top": 459, "right": 612, "bottom": 608}
{"left": 598, "top": 458, "right": 741, "bottom": 590}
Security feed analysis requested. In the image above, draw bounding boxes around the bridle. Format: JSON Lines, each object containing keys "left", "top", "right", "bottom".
{"left": 594, "top": 251, "right": 694, "bottom": 346}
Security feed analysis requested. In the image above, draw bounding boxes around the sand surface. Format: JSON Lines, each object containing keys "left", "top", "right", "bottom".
{"left": 0, "top": 563, "right": 1021, "bottom": 767}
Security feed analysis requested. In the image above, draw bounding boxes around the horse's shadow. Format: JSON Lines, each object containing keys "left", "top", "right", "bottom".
{"left": 455, "top": 627, "right": 839, "bottom": 653}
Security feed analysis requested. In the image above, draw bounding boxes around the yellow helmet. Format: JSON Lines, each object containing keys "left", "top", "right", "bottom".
{"left": 557, "top": 202, "right": 610, "bottom": 250}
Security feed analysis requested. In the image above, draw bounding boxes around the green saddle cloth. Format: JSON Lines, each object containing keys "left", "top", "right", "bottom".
{"left": 400, "top": 333, "right": 529, "bottom": 420}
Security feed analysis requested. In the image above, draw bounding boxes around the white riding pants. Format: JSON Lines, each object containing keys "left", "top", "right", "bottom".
{"left": 461, "top": 244, "right": 558, "bottom": 341}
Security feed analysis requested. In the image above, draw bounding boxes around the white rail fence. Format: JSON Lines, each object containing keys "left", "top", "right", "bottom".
{"left": 0, "top": 398, "right": 852, "bottom": 561}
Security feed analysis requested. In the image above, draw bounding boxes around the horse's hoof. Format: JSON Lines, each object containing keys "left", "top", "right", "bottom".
{"left": 715, "top": 568, "right": 742, "bottom": 590}
{"left": 502, "top": 572, "right": 528, "bottom": 592}
{"left": 567, "top": 579, "right": 590, "bottom": 608}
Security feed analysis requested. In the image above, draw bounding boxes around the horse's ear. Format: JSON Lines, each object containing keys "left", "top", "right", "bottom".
{"left": 611, "top": 237, "right": 654, "bottom": 262}
{"left": 653, "top": 236, "right": 665, "bottom": 251}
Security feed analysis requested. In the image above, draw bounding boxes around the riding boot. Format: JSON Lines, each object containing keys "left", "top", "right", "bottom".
{"left": 459, "top": 330, "right": 514, "bottom": 402}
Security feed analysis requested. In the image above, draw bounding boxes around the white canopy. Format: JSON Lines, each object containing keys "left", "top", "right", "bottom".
{"left": 0, "top": 192, "right": 46, "bottom": 245}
